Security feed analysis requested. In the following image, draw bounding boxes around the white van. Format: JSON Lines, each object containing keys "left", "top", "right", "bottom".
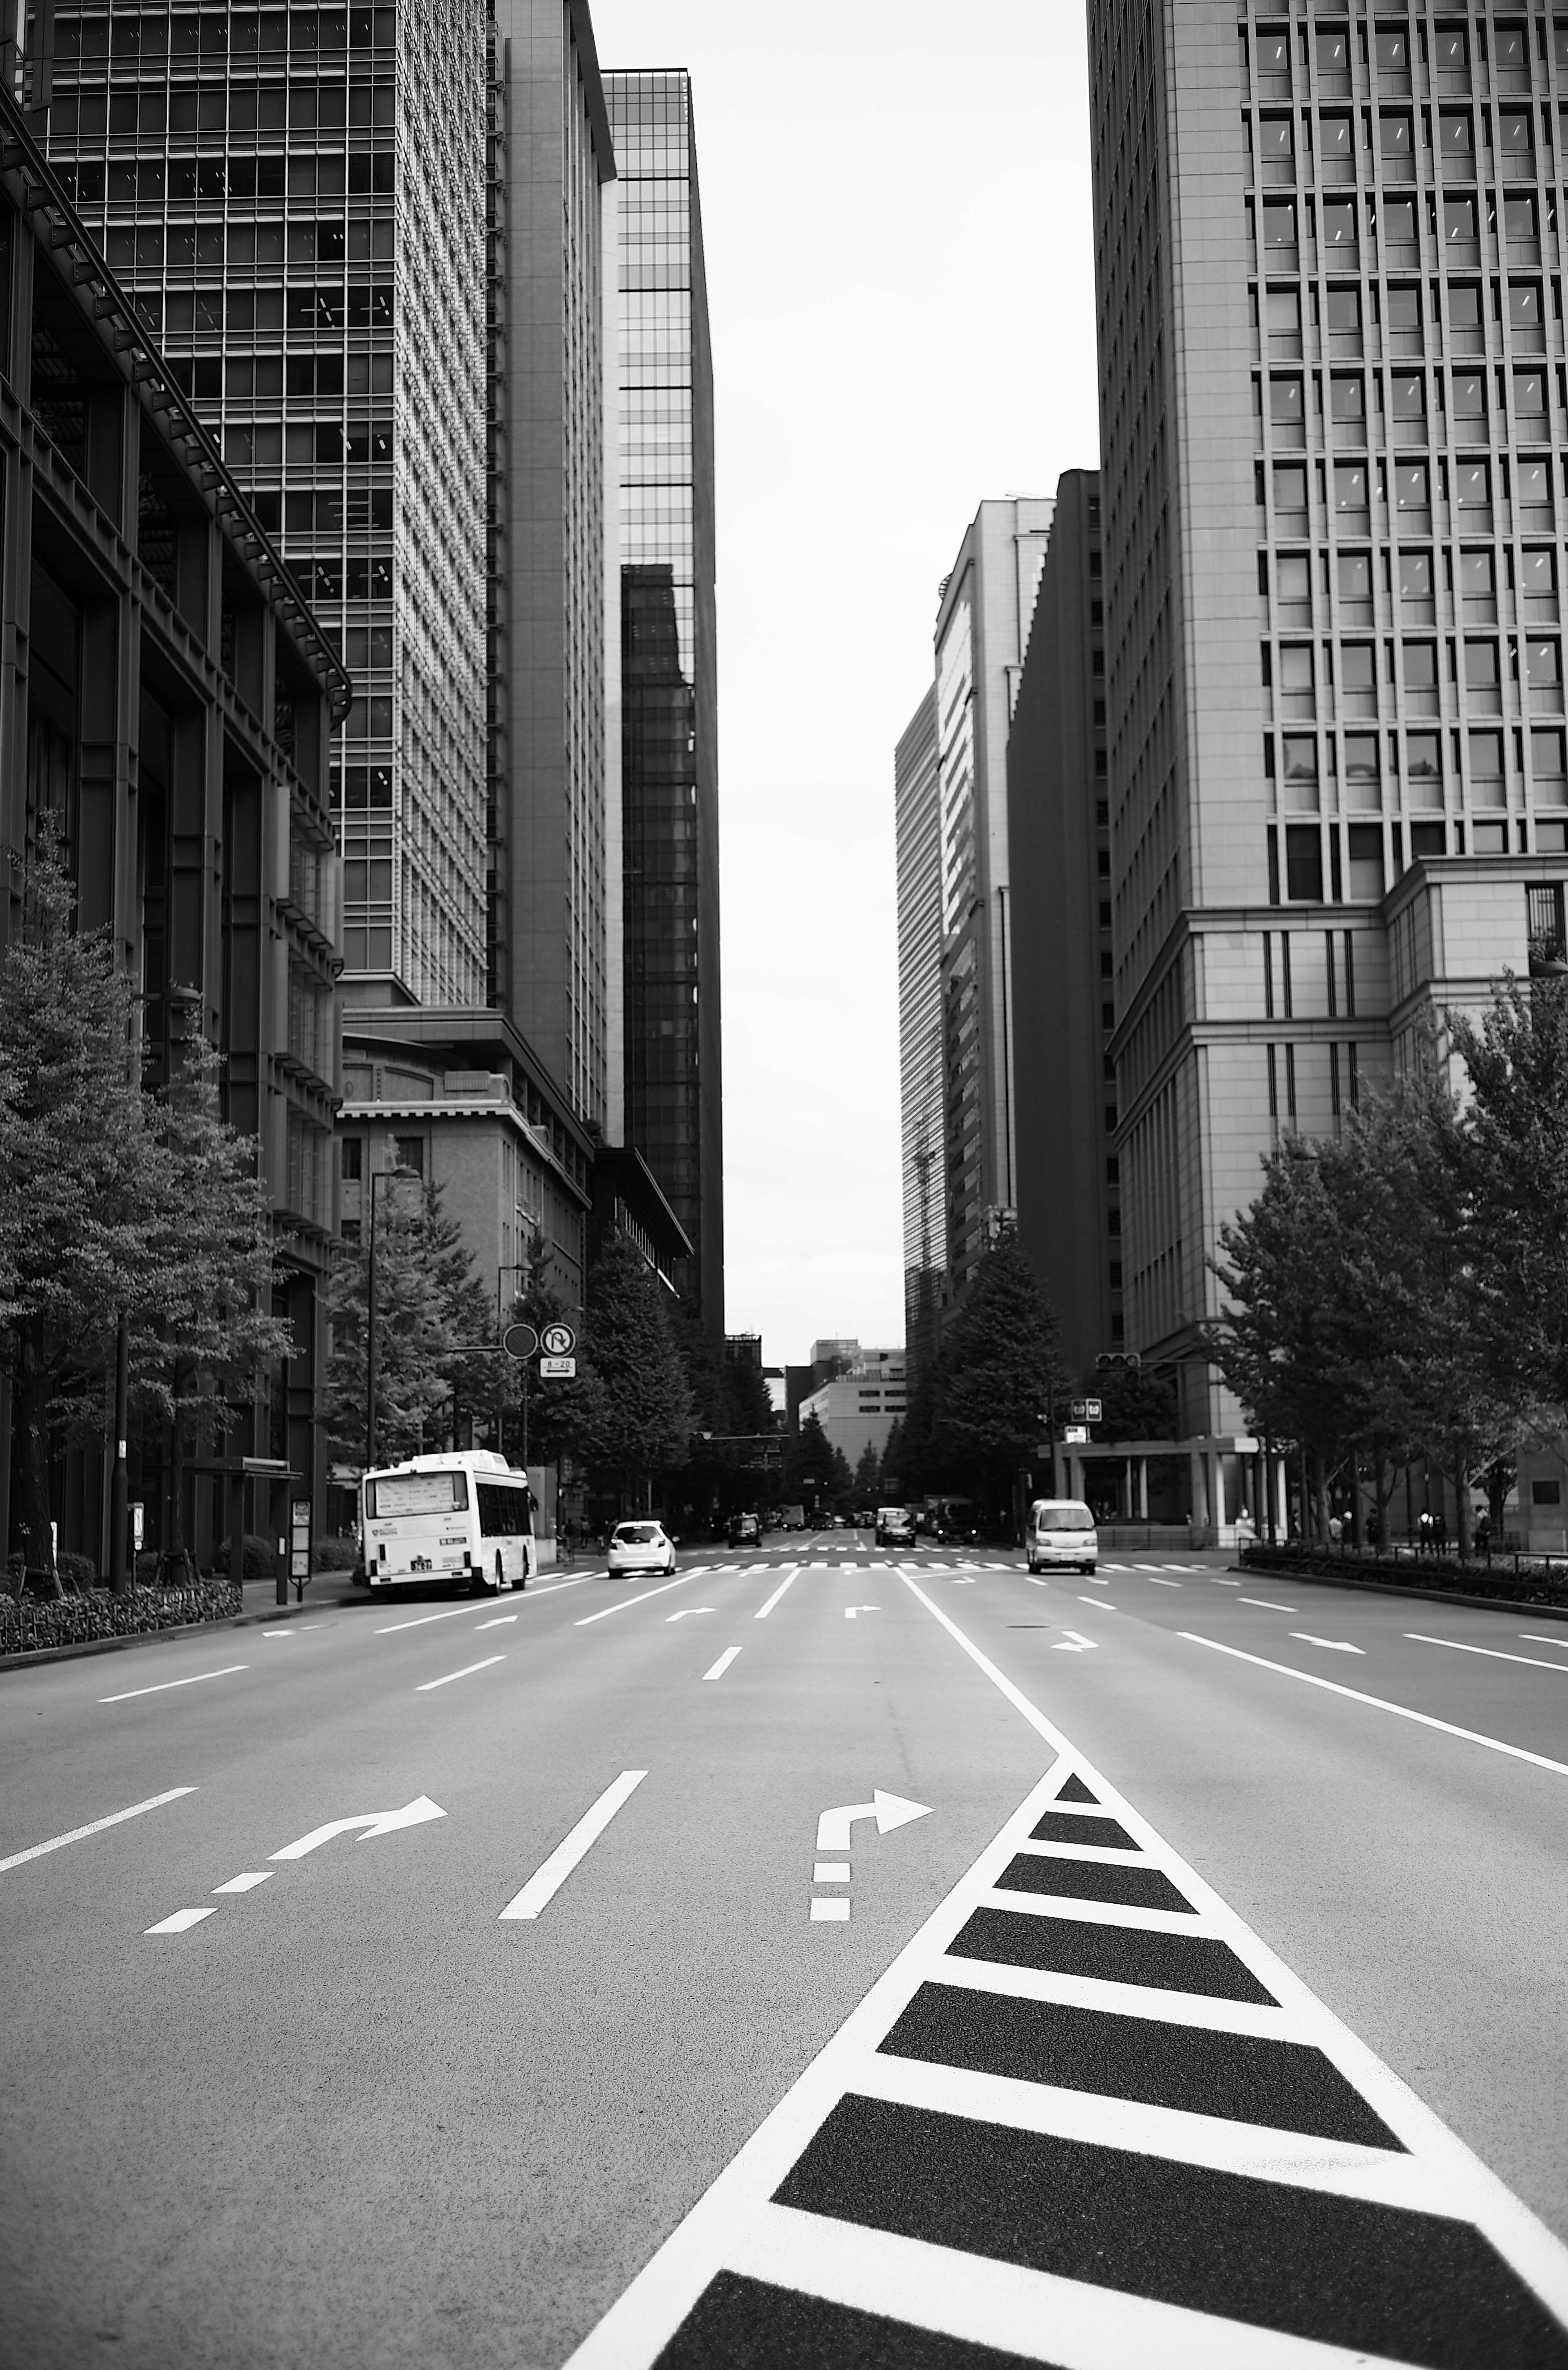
{"left": 1025, "top": 1499, "right": 1098, "bottom": 1575}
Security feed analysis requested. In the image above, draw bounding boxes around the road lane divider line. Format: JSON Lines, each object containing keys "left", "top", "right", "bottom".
{"left": 374, "top": 1604, "right": 475, "bottom": 1634}
{"left": 414, "top": 1654, "right": 506, "bottom": 1692}
{"left": 212, "top": 1873, "right": 271, "bottom": 1894}
{"left": 1144, "top": 1575, "right": 1182, "bottom": 1587}
{"left": 528, "top": 1571, "right": 602, "bottom": 1593}
{"left": 499, "top": 1769, "right": 647, "bottom": 1920}
{"left": 575, "top": 1567, "right": 712, "bottom": 1625}
{"left": 1521, "top": 1633, "right": 1568, "bottom": 1651}
{"left": 1407, "top": 1632, "right": 1568, "bottom": 1676}
{"left": 145, "top": 1907, "right": 218, "bottom": 1935}
{"left": 1240, "top": 1598, "right": 1298, "bottom": 1611}
{"left": 702, "top": 1648, "right": 741, "bottom": 1681}
{"left": 99, "top": 1665, "right": 247, "bottom": 1704}
{"left": 0, "top": 1786, "right": 197, "bottom": 1876}
{"left": 1180, "top": 1633, "right": 1568, "bottom": 1778}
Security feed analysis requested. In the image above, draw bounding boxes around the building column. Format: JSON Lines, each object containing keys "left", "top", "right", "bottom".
{"left": 1188, "top": 1448, "right": 1210, "bottom": 1534}
{"left": 1137, "top": 1457, "right": 1149, "bottom": 1519}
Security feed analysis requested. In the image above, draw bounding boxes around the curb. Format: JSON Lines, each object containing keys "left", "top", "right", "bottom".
{"left": 0, "top": 1588, "right": 364, "bottom": 1675}
{"left": 1231, "top": 1561, "right": 1568, "bottom": 1622}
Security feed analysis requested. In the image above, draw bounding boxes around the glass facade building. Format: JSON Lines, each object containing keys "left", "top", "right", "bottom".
{"left": 44, "top": 0, "right": 489, "bottom": 1011}
{"left": 604, "top": 68, "right": 723, "bottom": 1327}
{"left": 894, "top": 686, "right": 946, "bottom": 1375}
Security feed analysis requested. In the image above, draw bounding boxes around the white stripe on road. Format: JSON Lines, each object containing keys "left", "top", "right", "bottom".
{"left": 1181, "top": 1634, "right": 1568, "bottom": 1777}
{"left": 1408, "top": 1633, "right": 1568, "bottom": 1676}
{"left": 0, "top": 1786, "right": 197, "bottom": 1876}
{"left": 527, "top": 1572, "right": 602, "bottom": 1593}
{"left": 414, "top": 1655, "right": 506, "bottom": 1692}
{"left": 99, "top": 1665, "right": 247, "bottom": 1704}
{"left": 499, "top": 1770, "right": 647, "bottom": 1920}
{"left": 1144, "top": 1576, "right": 1182, "bottom": 1587}
{"left": 1241, "top": 1598, "right": 1298, "bottom": 1611}
{"left": 575, "top": 1568, "right": 711, "bottom": 1626}
{"left": 1522, "top": 1633, "right": 1568, "bottom": 1651}
{"left": 374, "top": 1604, "right": 474, "bottom": 1634}
{"left": 212, "top": 1872, "right": 271, "bottom": 1894}
{"left": 754, "top": 1568, "right": 800, "bottom": 1619}
{"left": 702, "top": 1648, "right": 741, "bottom": 1681}
{"left": 145, "top": 1907, "right": 218, "bottom": 1934}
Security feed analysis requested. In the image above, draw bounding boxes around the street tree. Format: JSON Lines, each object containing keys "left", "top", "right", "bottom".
{"left": 573, "top": 1231, "right": 693, "bottom": 1508}
{"left": 927, "top": 1236, "right": 1073, "bottom": 1523}
{"left": 853, "top": 1440, "right": 882, "bottom": 1503}
{"left": 323, "top": 1178, "right": 472, "bottom": 1468}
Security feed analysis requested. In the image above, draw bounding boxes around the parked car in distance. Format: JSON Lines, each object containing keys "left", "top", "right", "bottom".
{"left": 1025, "top": 1499, "right": 1098, "bottom": 1575}
{"left": 607, "top": 1520, "right": 677, "bottom": 1577}
{"left": 728, "top": 1511, "right": 762, "bottom": 1548}
{"left": 875, "top": 1505, "right": 916, "bottom": 1548}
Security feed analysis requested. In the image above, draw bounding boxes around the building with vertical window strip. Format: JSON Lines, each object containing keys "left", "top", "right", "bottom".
{"left": 1, "top": 86, "right": 350, "bottom": 1569}
{"left": 1087, "top": 0, "right": 1568, "bottom": 1535}
{"left": 602, "top": 67, "right": 723, "bottom": 1329}
{"left": 41, "top": 0, "right": 488, "bottom": 1014}
{"left": 894, "top": 685, "right": 945, "bottom": 1377}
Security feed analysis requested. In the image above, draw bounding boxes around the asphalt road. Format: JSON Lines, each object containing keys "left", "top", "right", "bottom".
{"left": 2, "top": 1530, "right": 1566, "bottom": 2368}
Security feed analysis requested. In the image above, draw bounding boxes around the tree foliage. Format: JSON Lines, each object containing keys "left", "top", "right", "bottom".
{"left": 927, "top": 1237, "right": 1073, "bottom": 1514}
{"left": 324, "top": 1178, "right": 494, "bottom": 1468}
{"left": 571, "top": 1231, "right": 693, "bottom": 1499}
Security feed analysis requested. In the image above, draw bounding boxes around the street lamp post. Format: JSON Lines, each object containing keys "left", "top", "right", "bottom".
{"left": 365, "top": 1166, "right": 418, "bottom": 1476}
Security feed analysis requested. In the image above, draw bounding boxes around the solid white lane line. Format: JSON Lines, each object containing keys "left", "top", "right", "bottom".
{"left": 499, "top": 1769, "right": 646, "bottom": 1919}
{"left": 0, "top": 1786, "right": 197, "bottom": 1876}
{"left": 145, "top": 1907, "right": 218, "bottom": 1935}
{"left": 1181, "top": 1633, "right": 1568, "bottom": 1778}
{"left": 374, "top": 1604, "right": 474, "bottom": 1634}
{"left": 99, "top": 1665, "right": 247, "bottom": 1704}
{"left": 754, "top": 1567, "right": 800, "bottom": 1618}
{"left": 211, "top": 1872, "right": 271, "bottom": 1894}
{"left": 575, "top": 1568, "right": 712, "bottom": 1626}
{"left": 414, "top": 1654, "right": 506, "bottom": 1692}
{"left": 1408, "top": 1633, "right": 1568, "bottom": 1676}
{"left": 702, "top": 1648, "right": 741, "bottom": 1680}
{"left": 1241, "top": 1597, "right": 1298, "bottom": 1611}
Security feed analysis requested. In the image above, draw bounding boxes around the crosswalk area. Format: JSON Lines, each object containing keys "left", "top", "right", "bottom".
{"left": 567, "top": 1754, "right": 1568, "bottom": 2369}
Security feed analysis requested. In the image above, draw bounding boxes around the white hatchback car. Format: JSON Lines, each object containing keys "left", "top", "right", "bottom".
{"left": 1025, "top": 1499, "right": 1099, "bottom": 1575}
{"left": 608, "top": 1520, "right": 677, "bottom": 1577}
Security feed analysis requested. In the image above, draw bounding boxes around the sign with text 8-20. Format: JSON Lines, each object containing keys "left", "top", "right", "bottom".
{"left": 539, "top": 1354, "right": 576, "bottom": 1380}
{"left": 540, "top": 1322, "right": 577, "bottom": 1358}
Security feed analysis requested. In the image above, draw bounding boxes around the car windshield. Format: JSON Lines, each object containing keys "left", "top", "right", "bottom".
{"left": 614, "top": 1524, "right": 660, "bottom": 1545}
{"left": 1036, "top": 1505, "right": 1095, "bottom": 1531}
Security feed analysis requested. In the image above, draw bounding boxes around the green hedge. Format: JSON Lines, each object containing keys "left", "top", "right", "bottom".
{"left": 312, "top": 1537, "right": 361, "bottom": 1573}
{"left": 0, "top": 1578, "right": 243, "bottom": 1658}
{"left": 1241, "top": 1541, "right": 1568, "bottom": 1609}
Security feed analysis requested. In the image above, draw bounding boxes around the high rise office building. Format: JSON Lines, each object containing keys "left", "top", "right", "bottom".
{"left": 894, "top": 686, "right": 945, "bottom": 1372}
{"left": 602, "top": 67, "right": 723, "bottom": 1327}
{"left": 487, "top": 0, "right": 615, "bottom": 1128}
{"left": 931, "top": 497, "right": 1052, "bottom": 1302}
{"left": 44, "top": 0, "right": 489, "bottom": 1011}
{"left": 1005, "top": 470, "right": 1117, "bottom": 1379}
{"left": 1089, "top": 0, "right": 1568, "bottom": 1524}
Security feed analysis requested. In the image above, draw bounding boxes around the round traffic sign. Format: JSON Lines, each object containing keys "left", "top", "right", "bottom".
{"left": 503, "top": 1323, "right": 539, "bottom": 1361}
{"left": 540, "top": 1321, "right": 577, "bottom": 1357}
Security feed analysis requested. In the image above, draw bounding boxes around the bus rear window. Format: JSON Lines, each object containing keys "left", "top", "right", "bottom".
{"left": 477, "top": 1483, "right": 532, "bottom": 1537}
{"left": 366, "top": 1472, "right": 468, "bottom": 1516}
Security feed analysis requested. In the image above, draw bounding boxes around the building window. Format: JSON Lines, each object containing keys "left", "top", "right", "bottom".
{"left": 341, "top": 1219, "right": 362, "bottom": 1244}
{"left": 1532, "top": 1478, "right": 1563, "bottom": 1507}
{"left": 394, "top": 1136, "right": 425, "bottom": 1178}
{"left": 342, "top": 1135, "right": 363, "bottom": 1179}
{"left": 1285, "top": 826, "right": 1323, "bottom": 901}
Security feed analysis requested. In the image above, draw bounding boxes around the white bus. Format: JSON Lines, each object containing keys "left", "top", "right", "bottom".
{"left": 359, "top": 1450, "right": 535, "bottom": 1594}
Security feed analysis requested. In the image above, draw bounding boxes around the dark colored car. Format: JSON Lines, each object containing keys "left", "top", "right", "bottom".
{"left": 728, "top": 1511, "right": 763, "bottom": 1548}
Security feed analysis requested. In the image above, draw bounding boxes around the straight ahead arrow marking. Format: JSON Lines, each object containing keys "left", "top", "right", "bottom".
{"left": 1291, "top": 1633, "right": 1365, "bottom": 1655}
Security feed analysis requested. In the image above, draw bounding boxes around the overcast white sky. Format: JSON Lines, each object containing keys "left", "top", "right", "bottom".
{"left": 591, "top": 1, "right": 1102, "bottom": 1368}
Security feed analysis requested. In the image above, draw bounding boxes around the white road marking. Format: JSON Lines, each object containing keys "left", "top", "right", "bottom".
{"left": 1522, "top": 1633, "right": 1568, "bottom": 1651}
{"left": 1144, "top": 1575, "right": 1182, "bottom": 1587}
{"left": 666, "top": 1607, "right": 714, "bottom": 1622}
{"left": 1241, "top": 1597, "right": 1298, "bottom": 1611}
{"left": 843, "top": 1606, "right": 880, "bottom": 1619}
{"left": 414, "top": 1655, "right": 506, "bottom": 1692}
{"left": 1181, "top": 1633, "right": 1568, "bottom": 1777}
{"left": 566, "top": 1595, "right": 1568, "bottom": 2365}
{"left": 1051, "top": 1630, "right": 1097, "bottom": 1652}
{"left": 1210, "top": 1577, "right": 1242, "bottom": 1585}
{"left": 1290, "top": 1633, "right": 1365, "bottom": 1655}
{"left": 754, "top": 1568, "right": 799, "bottom": 1619}
{"left": 1408, "top": 1633, "right": 1568, "bottom": 1676}
{"left": 816, "top": 1792, "right": 933, "bottom": 1852}
{"left": 702, "top": 1648, "right": 741, "bottom": 1681}
{"left": 261, "top": 1628, "right": 296, "bottom": 1637}
{"left": 576, "top": 1568, "right": 712, "bottom": 1626}
{"left": 499, "top": 1769, "right": 647, "bottom": 1920}
{"left": 99, "top": 1665, "right": 247, "bottom": 1704}
{"left": 145, "top": 1907, "right": 218, "bottom": 1934}
{"left": 813, "top": 1863, "right": 849, "bottom": 1883}
{"left": 526, "top": 1573, "right": 600, "bottom": 1595}
{"left": 474, "top": 1614, "right": 518, "bottom": 1629}
{"left": 809, "top": 1898, "right": 849, "bottom": 1922}
{"left": 374, "top": 1604, "right": 474, "bottom": 1634}
{"left": 0, "top": 1786, "right": 197, "bottom": 1876}
{"left": 212, "top": 1872, "right": 271, "bottom": 1894}
{"left": 1078, "top": 1597, "right": 1115, "bottom": 1610}
{"left": 271, "top": 1797, "right": 446, "bottom": 1858}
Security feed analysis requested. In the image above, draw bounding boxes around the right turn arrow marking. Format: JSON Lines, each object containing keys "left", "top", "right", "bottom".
{"left": 815, "top": 1789, "right": 933, "bottom": 1854}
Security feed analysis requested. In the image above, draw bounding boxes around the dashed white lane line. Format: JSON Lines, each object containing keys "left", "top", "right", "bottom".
{"left": 1522, "top": 1632, "right": 1568, "bottom": 1649}
{"left": 1144, "top": 1575, "right": 1182, "bottom": 1587}
{"left": 755, "top": 1568, "right": 800, "bottom": 1619}
{"left": 474, "top": 1614, "right": 518, "bottom": 1629}
{"left": 414, "top": 1654, "right": 506, "bottom": 1692}
{"left": 526, "top": 1573, "right": 601, "bottom": 1595}
{"left": 702, "top": 1648, "right": 741, "bottom": 1681}
{"left": 212, "top": 1872, "right": 271, "bottom": 1894}
{"left": 145, "top": 1907, "right": 218, "bottom": 1935}
{"left": 374, "top": 1604, "right": 475, "bottom": 1635}
{"left": 808, "top": 1899, "right": 850, "bottom": 1923}
{"left": 499, "top": 1769, "right": 647, "bottom": 1920}
{"left": 576, "top": 1568, "right": 713, "bottom": 1626}
{"left": 1409, "top": 1633, "right": 1568, "bottom": 1676}
{"left": 0, "top": 1787, "right": 198, "bottom": 1876}
{"left": 1181, "top": 1633, "right": 1568, "bottom": 1777}
{"left": 1240, "top": 1598, "right": 1298, "bottom": 1611}
{"left": 99, "top": 1665, "right": 248, "bottom": 1704}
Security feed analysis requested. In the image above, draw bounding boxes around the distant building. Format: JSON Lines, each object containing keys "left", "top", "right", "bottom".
{"left": 1, "top": 90, "right": 350, "bottom": 1570}
{"left": 797, "top": 1348, "right": 907, "bottom": 1475}
{"left": 1006, "top": 470, "right": 1116, "bottom": 1379}
{"left": 894, "top": 686, "right": 945, "bottom": 1373}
